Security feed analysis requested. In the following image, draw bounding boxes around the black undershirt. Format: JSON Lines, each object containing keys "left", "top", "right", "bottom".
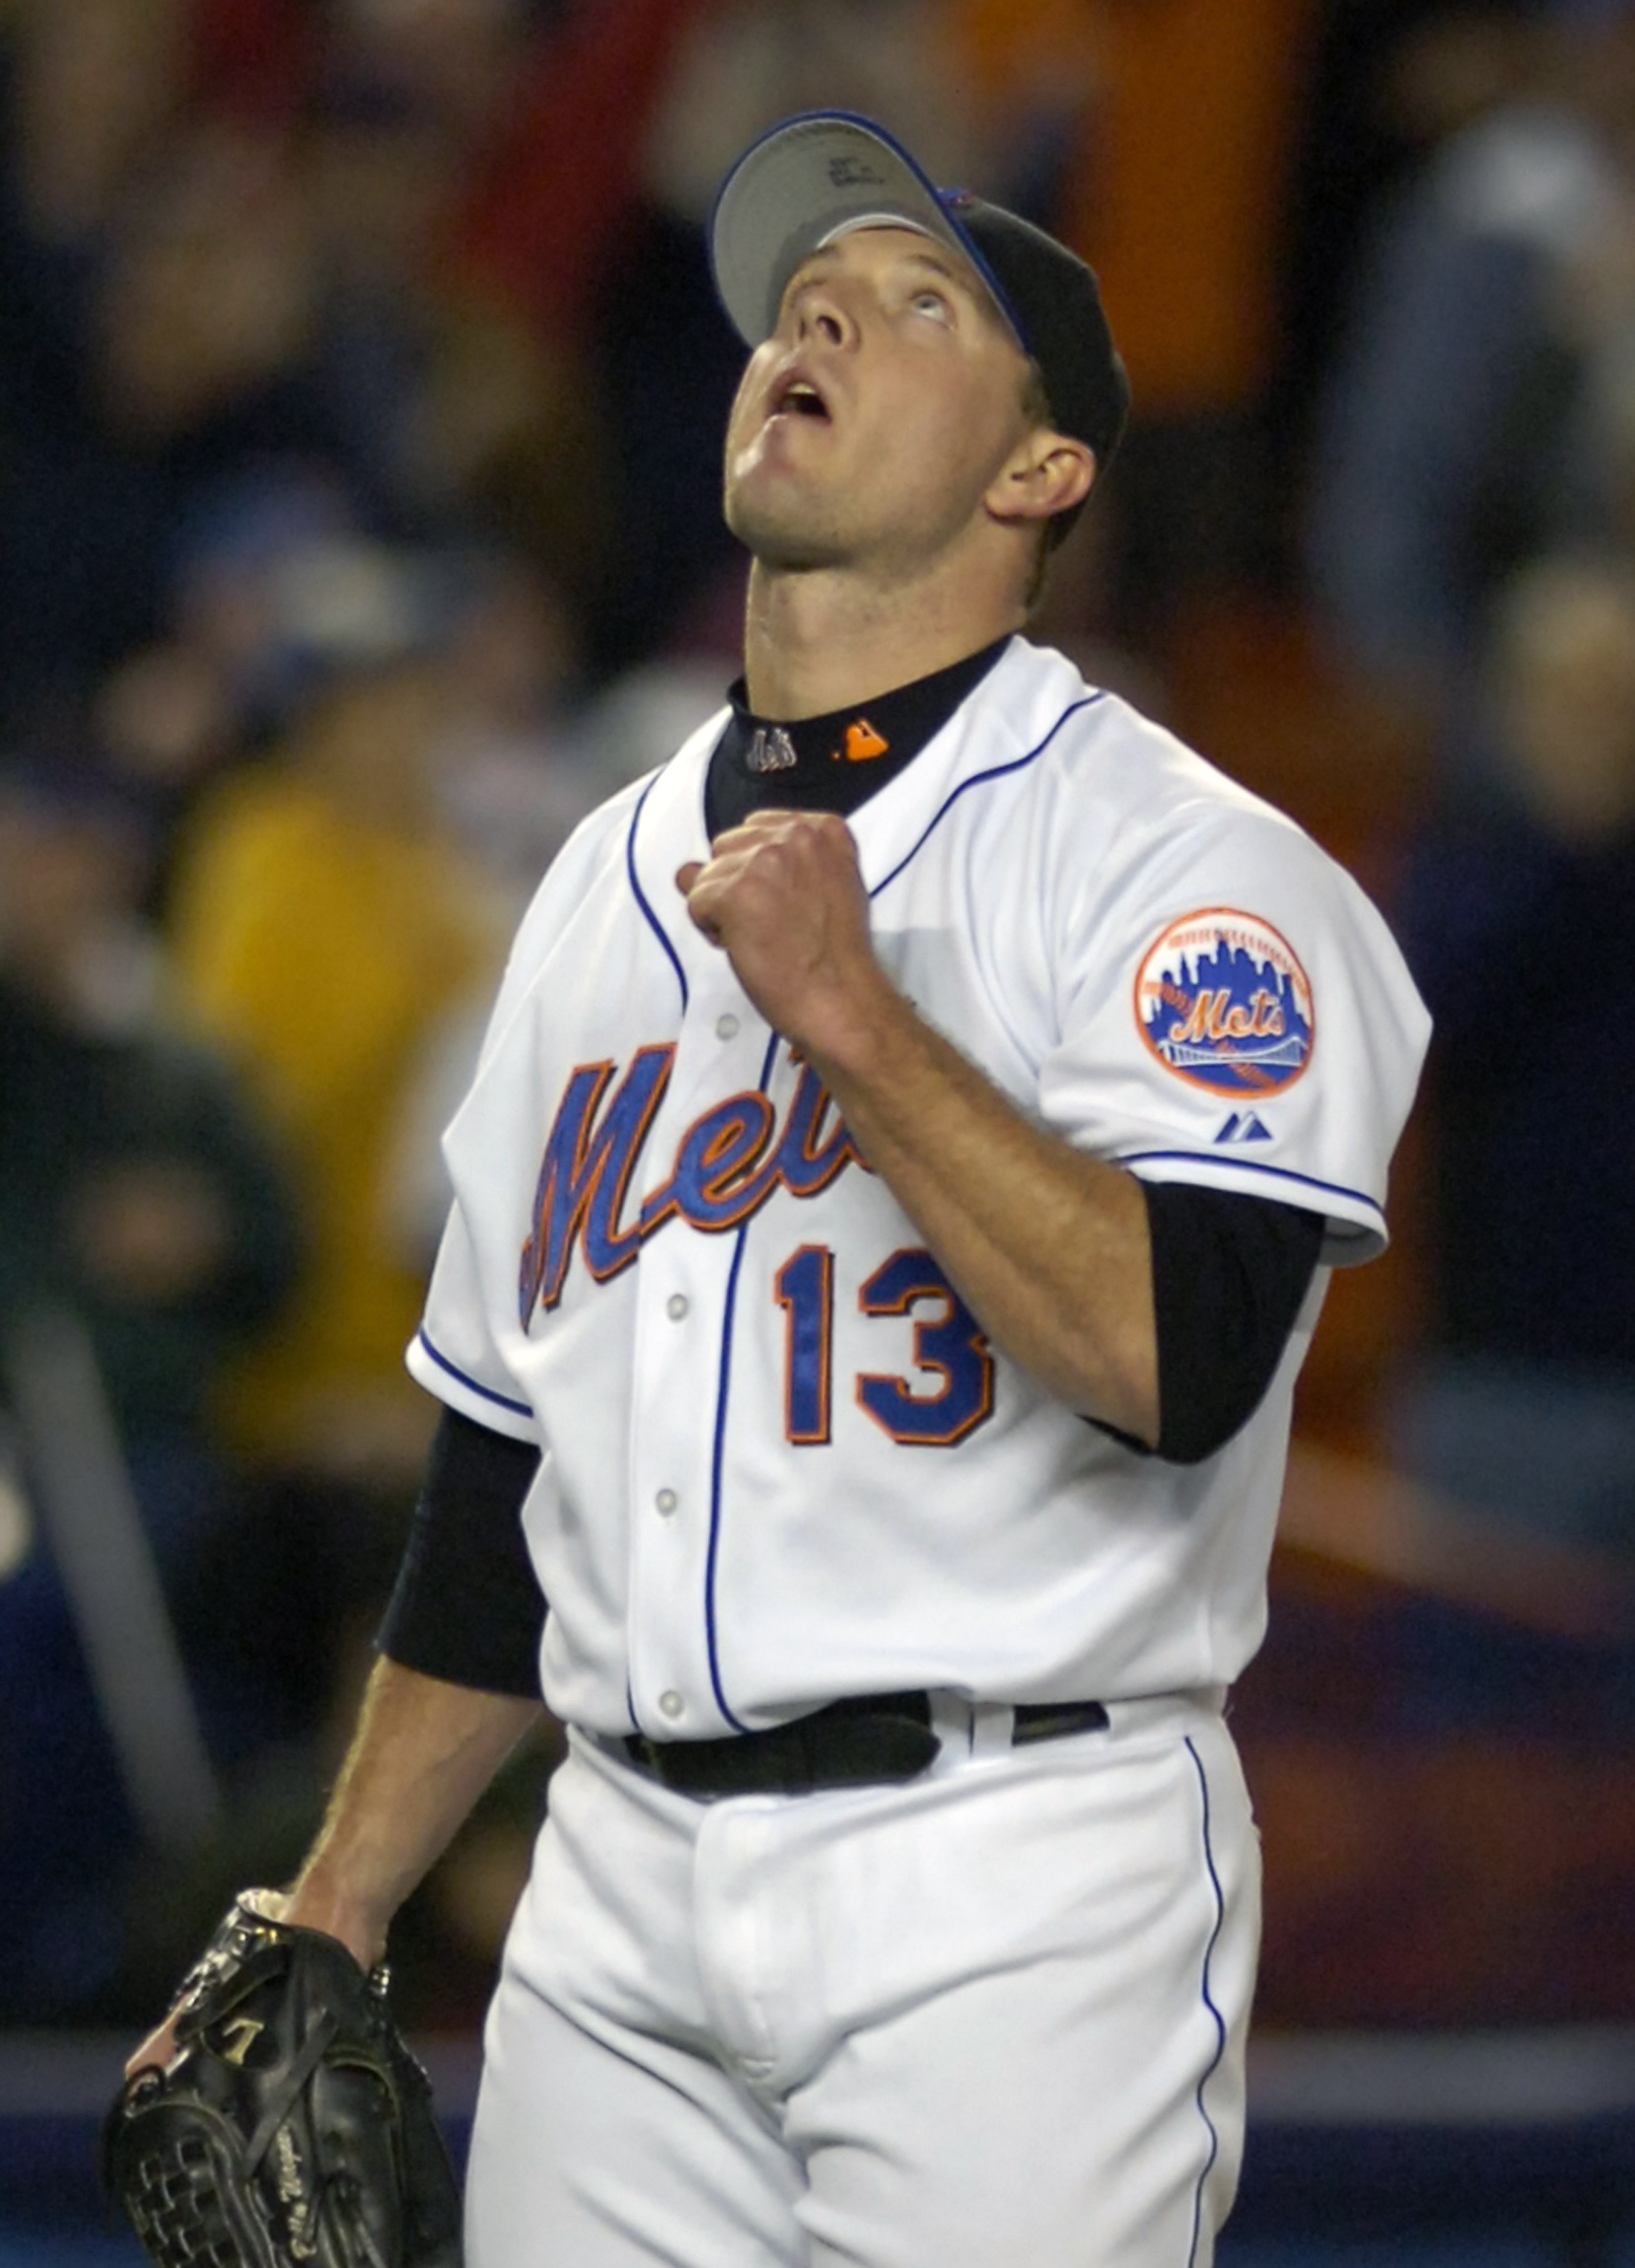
{"left": 704, "top": 634, "right": 1014, "bottom": 840}
{"left": 379, "top": 642, "right": 1324, "bottom": 1698}
{"left": 382, "top": 1410, "right": 542, "bottom": 1695}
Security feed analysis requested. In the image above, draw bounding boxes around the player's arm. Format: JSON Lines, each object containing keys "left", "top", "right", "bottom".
{"left": 281, "top": 1658, "right": 544, "bottom": 1966}
{"left": 128, "top": 1406, "right": 547, "bottom": 2075}
{"left": 679, "top": 813, "right": 1163, "bottom": 1443}
{"left": 283, "top": 1409, "right": 549, "bottom": 1962}
{"left": 255, "top": 1398, "right": 550, "bottom": 1968}
{"left": 833, "top": 1006, "right": 1159, "bottom": 1439}
{"left": 295, "top": 1402, "right": 548, "bottom": 1964}
{"left": 126, "top": 1658, "right": 539, "bottom": 2076}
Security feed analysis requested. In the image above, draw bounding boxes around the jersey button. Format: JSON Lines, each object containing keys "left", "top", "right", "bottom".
{"left": 655, "top": 1488, "right": 677, "bottom": 1516}
{"left": 666, "top": 1293, "right": 688, "bottom": 1321}
{"left": 659, "top": 1690, "right": 684, "bottom": 1720}
{"left": 715, "top": 1013, "right": 740, "bottom": 1041}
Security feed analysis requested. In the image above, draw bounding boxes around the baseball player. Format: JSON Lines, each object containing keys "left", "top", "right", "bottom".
{"left": 135, "top": 112, "right": 1429, "bottom": 2266}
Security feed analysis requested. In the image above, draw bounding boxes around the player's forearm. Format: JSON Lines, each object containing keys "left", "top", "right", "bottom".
{"left": 677, "top": 811, "right": 1159, "bottom": 1436}
{"left": 806, "top": 979, "right": 1160, "bottom": 1442}
{"left": 286, "top": 1657, "right": 544, "bottom": 1968}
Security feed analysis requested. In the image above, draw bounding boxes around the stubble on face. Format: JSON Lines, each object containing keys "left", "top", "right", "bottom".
{"left": 722, "top": 414, "right": 853, "bottom": 572}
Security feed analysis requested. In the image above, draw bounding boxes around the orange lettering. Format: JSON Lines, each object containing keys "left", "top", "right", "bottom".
{"left": 1248, "top": 988, "right": 1285, "bottom": 1037}
{"left": 1169, "top": 991, "right": 1220, "bottom": 1046}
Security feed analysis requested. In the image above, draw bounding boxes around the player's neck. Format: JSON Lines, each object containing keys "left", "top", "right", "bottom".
{"left": 741, "top": 557, "right": 1027, "bottom": 722}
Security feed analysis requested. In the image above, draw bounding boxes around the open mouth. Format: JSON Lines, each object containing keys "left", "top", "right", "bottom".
{"left": 769, "top": 374, "right": 831, "bottom": 423}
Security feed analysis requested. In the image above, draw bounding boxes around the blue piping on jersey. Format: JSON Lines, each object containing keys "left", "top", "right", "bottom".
{"left": 626, "top": 772, "right": 689, "bottom": 1012}
{"left": 867, "top": 693, "right": 1107, "bottom": 900}
{"left": 702, "top": 1028, "right": 782, "bottom": 1733}
{"left": 414, "top": 1328, "right": 534, "bottom": 1421}
{"left": 1183, "top": 1735, "right": 1229, "bottom": 2268}
{"left": 1118, "top": 1151, "right": 1385, "bottom": 1230}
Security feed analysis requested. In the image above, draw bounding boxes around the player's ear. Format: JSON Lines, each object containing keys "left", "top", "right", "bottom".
{"left": 985, "top": 431, "right": 1096, "bottom": 531}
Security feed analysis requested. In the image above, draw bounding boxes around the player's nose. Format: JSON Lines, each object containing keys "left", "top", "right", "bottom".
{"left": 790, "top": 278, "right": 857, "bottom": 351}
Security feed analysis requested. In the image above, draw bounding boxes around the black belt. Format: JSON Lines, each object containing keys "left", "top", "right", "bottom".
{"left": 622, "top": 1691, "right": 1110, "bottom": 1801}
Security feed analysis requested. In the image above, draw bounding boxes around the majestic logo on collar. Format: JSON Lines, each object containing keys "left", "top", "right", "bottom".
{"left": 518, "top": 1046, "right": 864, "bottom": 1325}
{"left": 1135, "top": 909, "right": 1314, "bottom": 1097}
{"left": 837, "top": 717, "right": 889, "bottom": 762}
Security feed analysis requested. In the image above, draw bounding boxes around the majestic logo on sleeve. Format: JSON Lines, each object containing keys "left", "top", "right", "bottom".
{"left": 1135, "top": 909, "right": 1314, "bottom": 1096}
{"left": 517, "top": 1046, "right": 865, "bottom": 1327}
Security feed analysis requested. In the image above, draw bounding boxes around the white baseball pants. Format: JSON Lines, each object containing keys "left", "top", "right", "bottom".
{"left": 465, "top": 1694, "right": 1258, "bottom": 2268}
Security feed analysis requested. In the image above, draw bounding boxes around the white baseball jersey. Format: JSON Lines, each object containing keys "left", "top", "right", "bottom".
{"left": 408, "top": 636, "right": 1429, "bottom": 1740}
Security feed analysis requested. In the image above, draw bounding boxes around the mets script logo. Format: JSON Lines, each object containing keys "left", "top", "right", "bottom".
{"left": 518, "top": 1046, "right": 864, "bottom": 1328}
{"left": 1134, "top": 909, "right": 1314, "bottom": 1097}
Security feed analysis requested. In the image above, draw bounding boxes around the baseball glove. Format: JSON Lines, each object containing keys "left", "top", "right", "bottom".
{"left": 104, "top": 1890, "right": 462, "bottom": 2268}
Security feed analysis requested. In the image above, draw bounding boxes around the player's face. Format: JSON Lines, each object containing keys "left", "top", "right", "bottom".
{"left": 722, "top": 226, "right": 1038, "bottom": 578}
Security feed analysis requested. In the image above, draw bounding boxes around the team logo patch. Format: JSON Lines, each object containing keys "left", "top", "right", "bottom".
{"left": 1135, "top": 909, "right": 1314, "bottom": 1097}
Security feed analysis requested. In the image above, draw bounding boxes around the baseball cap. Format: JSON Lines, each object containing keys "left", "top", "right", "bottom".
{"left": 708, "top": 110, "right": 1130, "bottom": 542}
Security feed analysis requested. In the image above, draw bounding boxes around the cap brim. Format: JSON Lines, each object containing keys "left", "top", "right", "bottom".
{"left": 709, "top": 110, "right": 1022, "bottom": 351}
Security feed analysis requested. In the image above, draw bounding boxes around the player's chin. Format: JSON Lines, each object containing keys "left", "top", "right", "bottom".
{"left": 727, "top": 508, "right": 852, "bottom": 575}
{"left": 723, "top": 470, "right": 849, "bottom": 569}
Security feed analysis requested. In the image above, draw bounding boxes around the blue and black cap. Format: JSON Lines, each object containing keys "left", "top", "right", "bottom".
{"left": 708, "top": 109, "right": 1130, "bottom": 541}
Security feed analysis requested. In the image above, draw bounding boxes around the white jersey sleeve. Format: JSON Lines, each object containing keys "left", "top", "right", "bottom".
{"left": 1031, "top": 700, "right": 1429, "bottom": 1262}
{"left": 405, "top": 756, "right": 692, "bottom": 1441}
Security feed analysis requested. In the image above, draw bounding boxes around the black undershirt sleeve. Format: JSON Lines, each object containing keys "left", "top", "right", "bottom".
{"left": 379, "top": 1192, "right": 1326, "bottom": 1695}
{"left": 1142, "top": 1184, "right": 1325, "bottom": 1464}
{"left": 377, "top": 1407, "right": 544, "bottom": 1697}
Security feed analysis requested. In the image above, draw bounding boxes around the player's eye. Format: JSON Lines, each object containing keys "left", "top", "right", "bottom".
{"left": 910, "top": 289, "right": 953, "bottom": 323}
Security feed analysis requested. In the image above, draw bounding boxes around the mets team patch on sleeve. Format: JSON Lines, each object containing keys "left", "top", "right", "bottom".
{"left": 1134, "top": 909, "right": 1315, "bottom": 1096}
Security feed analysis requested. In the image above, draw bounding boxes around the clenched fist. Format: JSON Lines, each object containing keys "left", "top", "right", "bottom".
{"left": 676, "top": 810, "right": 896, "bottom": 1063}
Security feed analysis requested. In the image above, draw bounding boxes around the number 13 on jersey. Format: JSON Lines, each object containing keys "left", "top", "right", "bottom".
{"left": 773, "top": 1245, "right": 995, "bottom": 1448}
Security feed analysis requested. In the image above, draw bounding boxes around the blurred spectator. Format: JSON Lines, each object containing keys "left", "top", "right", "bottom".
{"left": 1392, "top": 552, "right": 1635, "bottom": 1564}
{"left": 0, "top": 102, "right": 341, "bottom": 719}
{"left": 165, "top": 652, "right": 507, "bottom": 1725}
{"left": 1308, "top": 6, "right": 1635, "bottom": 764}
{"left": 1038, "top": 0, "right": 1313, "bottom": 629}
{"left": 0, "top": 750, "right": 299, "bottom": 2018}
{"left": 945, "top": 0, "right": 1102, "bottom": 225}
{"left": 1277, "top": 3, "right": 1549, "bottom": 484}
{"left": 168, "top": 651, "right": 504, "bottom": 1474}
{"left": 301, "top": 74, "right": 467, "bottom": 533}
{"left": 326, "top": 0, "right": 536, "bottom": 154}
{"left": 429, "top": 551, "right": 611, "bottom": 906}
{"left": 91, "top": 472, "right": 360, "bottom": 844}
{"left": 451, "top": 0, "right": 715, "bottom": 348}
{"left": 0, "top": 0, "right": 187, "bottom": 318}
{"left": 193, "top": 0, "right": 320, "bottom": 125}
{"left": 0, "top": 747, "right": 298, "bottom": 1520}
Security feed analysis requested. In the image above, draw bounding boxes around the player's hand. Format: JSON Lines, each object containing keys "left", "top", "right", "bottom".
{"left": 122, "top": 1884, "right": 384, "bottom": 2081}
{"left": 676, "top": 811, "right": 898, "bottom": 1062}
{"left": 124, "top": 1889, "right": 294, "bottom": 2079}
{"left": 125, "top": 2009, "right": 183, "bottom": 2080}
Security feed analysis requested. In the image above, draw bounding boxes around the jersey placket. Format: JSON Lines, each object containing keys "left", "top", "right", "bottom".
{"left": 623, "top": 979, "right": 778, "bottom": 1739}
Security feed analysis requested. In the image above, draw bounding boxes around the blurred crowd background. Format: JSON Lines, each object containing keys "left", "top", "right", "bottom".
{"left": 1, "top": 0, "right": 1634, "bottom": 2118}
